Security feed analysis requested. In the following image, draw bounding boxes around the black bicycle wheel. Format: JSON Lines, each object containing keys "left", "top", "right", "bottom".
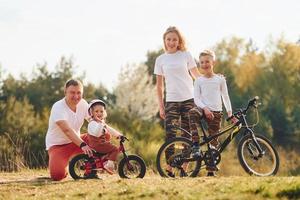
{"left": 69, "top": 154, "right": 97, "bottom": 180}
{"left": 118, "top": 155, "right": 146, "bottom": 178}
{"left": 237, "top": 134, "right": 279, "bottom": 176}
{"left": 156, "top": 137, "right": 201, "bottom": 178}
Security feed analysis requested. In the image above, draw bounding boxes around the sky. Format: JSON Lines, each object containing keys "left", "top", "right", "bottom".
{"left": 0, "top": 0, "right": 299, "bottom": 91}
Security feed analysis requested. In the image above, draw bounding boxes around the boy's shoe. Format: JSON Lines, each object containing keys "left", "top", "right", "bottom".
{"left": 207, "top": 172, "right": 216, "bottom": 177}
{"left": 209, "top": 143, "right": 219, "bottom": 150}
{"left": 206, "top": 165, "right": 219, "bottom": 171}
{"left": 104, "top": 160, "right": 115, "bottom": 175}
{"left": 191, "top": 143, "right": 201, "bottom": 158}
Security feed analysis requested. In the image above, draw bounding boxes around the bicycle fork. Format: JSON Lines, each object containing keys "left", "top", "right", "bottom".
{"left": 246, "top": 128, "right": 265, "bottom": 158}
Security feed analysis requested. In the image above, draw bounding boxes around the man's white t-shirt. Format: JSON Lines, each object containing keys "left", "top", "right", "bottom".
{"left": 45, "top": 98, "right": 89, "bottom": 150}
{"left": 154, "top": 51, "right": 196, "bottom": 102}
{"left": 194, "top": 74, "right": 232, "bottom": 112}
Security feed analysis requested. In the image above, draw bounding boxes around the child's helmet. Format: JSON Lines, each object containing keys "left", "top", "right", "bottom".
{"left": 88, "top": 99, "right": 106, "bottom": 115}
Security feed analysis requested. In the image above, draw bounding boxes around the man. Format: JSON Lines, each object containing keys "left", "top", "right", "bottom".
{"left": 45, "top": 79, "right": 93, "bottom": 181}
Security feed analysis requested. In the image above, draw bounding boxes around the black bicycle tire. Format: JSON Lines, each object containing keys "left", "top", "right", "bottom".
{"left": 69, "top": 154, "right": 97, "bottom": 180}
{"left": 156, "top": 137, "right": 201, "bottom": 178}
{"left": 237, "top": 134, "right": 280, "bottom": 176}
{"left": 118, "top": 155, "right": 146, "bottom": 178}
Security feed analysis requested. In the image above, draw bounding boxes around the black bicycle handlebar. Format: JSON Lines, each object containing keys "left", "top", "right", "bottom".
{"left": 226, "top": 96, "right": 260, "bottom": 121}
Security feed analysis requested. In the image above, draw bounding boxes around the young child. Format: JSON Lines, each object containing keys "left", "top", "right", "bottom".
{"left": 188, "top": 49, "right": 234, "bottom": 176}
{"left": 87, "top": 99, "right": 123, "bottom": 174}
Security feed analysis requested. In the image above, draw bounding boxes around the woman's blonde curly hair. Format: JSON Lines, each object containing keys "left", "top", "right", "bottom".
{"left": 163, "top": 26, "right": 187, "bottom": 52}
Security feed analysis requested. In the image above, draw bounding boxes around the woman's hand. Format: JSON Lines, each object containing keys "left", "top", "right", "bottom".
{"left": 159, "top": 106, "right": 165, "bottom": 119}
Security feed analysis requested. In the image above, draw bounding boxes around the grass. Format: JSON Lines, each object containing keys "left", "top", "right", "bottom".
{"left": 0, "top": 169, "right": 300, "bottom": 200}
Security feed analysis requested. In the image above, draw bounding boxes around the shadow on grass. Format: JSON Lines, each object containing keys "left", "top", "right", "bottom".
{"left": 277, "top": 185, "right": 300, "bottom": 200}
{"left": 0, "top": 177, "right": 75, "bottom": 186}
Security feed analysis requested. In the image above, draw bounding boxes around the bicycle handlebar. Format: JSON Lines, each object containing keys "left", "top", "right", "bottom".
{"left": 226, "top": 96, "right": 260, "bottom": 121}
{"left": 120, "top": 135, "right": 129, "bottom": 143}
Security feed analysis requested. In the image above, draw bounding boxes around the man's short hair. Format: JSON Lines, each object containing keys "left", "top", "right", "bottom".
{"left": 199, "top": 49, "right": 216, "bottom": 61}
{"left": 65, "top": 79, "right": 83, "bottom": 89}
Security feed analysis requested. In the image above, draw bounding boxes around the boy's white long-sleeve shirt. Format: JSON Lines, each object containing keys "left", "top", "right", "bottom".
{"left": 194, "top": 74, "right": 232, "bottom": 113}
{"left": 88, "top": 120, "right": 122, "bottom": 138}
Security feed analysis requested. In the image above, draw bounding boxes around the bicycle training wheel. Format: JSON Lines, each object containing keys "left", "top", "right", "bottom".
{"left": 238, "top": 134, "right": 279, "bottom": 176}
{"left": 156, "top": 137, "right": 201, "bottom": 178}
{"left": 118, "top": 155, "right": 146, "bottom": 178}
{"left": 69, "top": 154, "right": 97, "bottom": 180}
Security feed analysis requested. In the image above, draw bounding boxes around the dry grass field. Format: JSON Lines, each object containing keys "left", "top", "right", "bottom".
{"left": 0, "top": 169, "right": 299, "bottom": 200}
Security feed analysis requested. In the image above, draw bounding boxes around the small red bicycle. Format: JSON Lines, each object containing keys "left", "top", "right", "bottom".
{"left": 69, "top": 136, "right": 146, "bottom": 179}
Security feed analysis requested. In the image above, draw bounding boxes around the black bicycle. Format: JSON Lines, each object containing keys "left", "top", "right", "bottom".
{"left": 69, "top": 136, "right": 146, "bottom": 179}
{"left": 156, "top": 96, "right": 280, "bottom": 177}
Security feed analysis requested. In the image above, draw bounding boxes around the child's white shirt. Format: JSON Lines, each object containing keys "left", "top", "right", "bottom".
{"left": 88, "top": 120, "right": 122, "bottom": 138}
{"left": 194, "top": 74, "right": 232, "bottom": 113}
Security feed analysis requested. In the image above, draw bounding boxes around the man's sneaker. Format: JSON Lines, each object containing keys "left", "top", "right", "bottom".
{"left": 207, "top": 172, "right": 216, "bottom": 177}
{"left": 191, "top": 143, "right": 201, "bottom": 158}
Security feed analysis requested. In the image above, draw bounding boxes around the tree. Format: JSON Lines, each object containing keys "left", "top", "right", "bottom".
{"left": 144, "top": 48, "right": 164, "bottom": 84}
{"left": 114, "top": 63, "right": 158, "bottom": 120}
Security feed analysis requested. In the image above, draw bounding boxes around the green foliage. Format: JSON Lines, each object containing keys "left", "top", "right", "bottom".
{"left": 0, "top": 37, "right": 300, "bottom": 172}
{"left": 144, "top": 48, "right": 164, "bottom": 84}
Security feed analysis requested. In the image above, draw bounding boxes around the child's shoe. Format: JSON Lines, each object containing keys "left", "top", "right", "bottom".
{"left": 104, "top": 160, "right": 115, "bottom": 175}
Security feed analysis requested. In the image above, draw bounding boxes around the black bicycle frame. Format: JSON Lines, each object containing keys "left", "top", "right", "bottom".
{"left": 173, "top": 110, "right": 264, "bottom": 156}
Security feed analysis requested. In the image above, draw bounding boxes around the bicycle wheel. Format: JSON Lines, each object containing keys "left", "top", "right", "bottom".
{"left": 156, "top": 137, "right": 201, "bottom": 178}
{"left": 238, "top": 134, "right": 279, "bottom": 176}
{"left": 118, "top": 155, "right": 146, "bottom": 178}
{"left": 69, "top": 154, "right": 97, "bottom": 180}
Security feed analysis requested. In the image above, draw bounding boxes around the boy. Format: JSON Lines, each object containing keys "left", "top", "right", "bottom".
{"left": 188, "top": 50, "right": 233, "bottom": 176}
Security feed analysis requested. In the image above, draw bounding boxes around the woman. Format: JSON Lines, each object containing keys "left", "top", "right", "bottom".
{"left": 154, "top": 26, "right": 200, "bottom": 176}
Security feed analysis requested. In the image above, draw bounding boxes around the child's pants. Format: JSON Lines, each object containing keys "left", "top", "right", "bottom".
{"left": 88, "top": 134, "right": 119, "bottom": 161}
{"left": 188, "top": 107, "right": 222, "bottom": 147}
{"left": 48, "top": 134, "right": 88, "bottom": 181}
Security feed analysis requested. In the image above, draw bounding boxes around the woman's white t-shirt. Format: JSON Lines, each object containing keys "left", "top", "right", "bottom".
{"left": 45, "top": 98, "right": 89, "bottom": 150}
{"left": 154, "top": 51, "right": 196, "bottom": 102}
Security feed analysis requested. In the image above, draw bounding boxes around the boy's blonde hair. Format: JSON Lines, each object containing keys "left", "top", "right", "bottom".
{"left": 199, "top": 49, "right": 216, "bottom": 61}
{"left": 163, "top": 26, "right": 187, "bottom": 52}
